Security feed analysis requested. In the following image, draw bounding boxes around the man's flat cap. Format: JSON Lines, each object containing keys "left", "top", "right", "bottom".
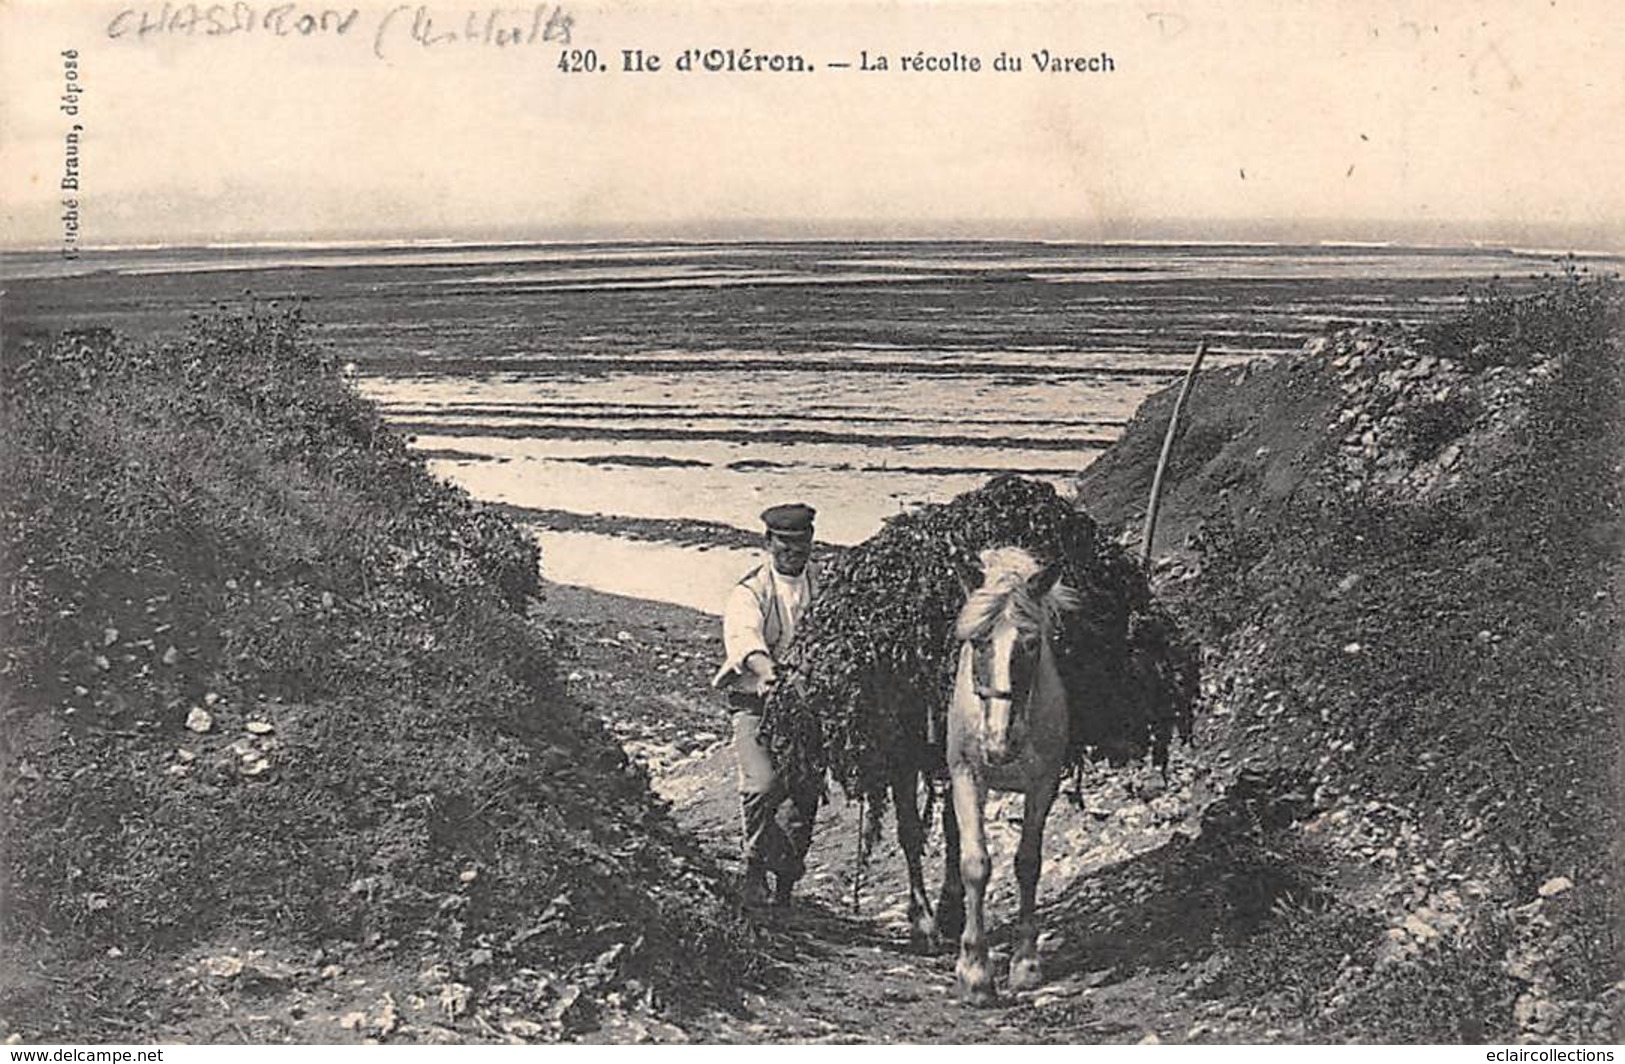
{"left": 761, "top": 502, "right": 816, "bottom": 538}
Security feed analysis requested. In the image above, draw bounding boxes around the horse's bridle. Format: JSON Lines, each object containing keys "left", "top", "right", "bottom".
{"left": 971, "top": 636, "right": 1037, "bottom": 706}
{"left": 973, "top": 646, "right": 1037, "bottom": 708}
{"left": 975, "top": 683, "right": 1040, "bottom": 726}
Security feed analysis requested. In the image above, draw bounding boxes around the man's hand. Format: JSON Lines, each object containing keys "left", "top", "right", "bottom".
{"left": 745, "top": 650, "right": 778, "bottom": 691}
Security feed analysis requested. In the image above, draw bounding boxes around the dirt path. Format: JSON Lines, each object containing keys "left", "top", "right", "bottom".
{"left": 4, "top": 581, "right": 1290, "bottom": 1045}
{"left": 547, "top": 582, "right": 1297, "bottom": 1044}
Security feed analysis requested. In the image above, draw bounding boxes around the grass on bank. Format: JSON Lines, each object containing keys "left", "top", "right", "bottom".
{"left": 0, "top": 306, "right": 756, "bottom": 1040}
{"left": 1081, "top": 267, "right": 1623, "bottom": 1041}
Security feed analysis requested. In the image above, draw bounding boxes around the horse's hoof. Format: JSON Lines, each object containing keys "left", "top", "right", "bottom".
{"left": 908, "top": 917, "right": 941, "bottom": 955}
{"left": 956, "top": 977, "right": 998, "bottom": 1007}
{"left": 1008, "top": 957, "right": 1044, "bottom": 992}
{"left": 956, "top": 956, "right": 998, "bottom": 1006}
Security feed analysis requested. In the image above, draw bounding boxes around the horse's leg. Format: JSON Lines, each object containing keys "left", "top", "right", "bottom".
{"left": 891, "top": 766, "right": 937, "bottom": 951}
{"left": 1008, "top": 775, "right": 1060, "bottom": 991}
{"left": 936, "top": 786, "right": 965, "bottom": 941}
{"left": 950, "top": 769, "right": 995, "bottom": 1005}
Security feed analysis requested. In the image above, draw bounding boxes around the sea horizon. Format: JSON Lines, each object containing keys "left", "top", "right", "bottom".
{"left": 7, "top": 239, "right": 1621, "bottom": 610}
{"left": 4, "top": 229, "right": 1622, "bottom": 261}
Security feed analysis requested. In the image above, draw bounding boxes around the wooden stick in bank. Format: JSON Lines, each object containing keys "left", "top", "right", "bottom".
{"left": 1140, "top": 340, "right": 1208, "bottom": 568}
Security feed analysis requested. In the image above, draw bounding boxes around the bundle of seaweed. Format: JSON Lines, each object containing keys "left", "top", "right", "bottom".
{"left": 761, "top": 475, "right": 1198, "bottom": 800}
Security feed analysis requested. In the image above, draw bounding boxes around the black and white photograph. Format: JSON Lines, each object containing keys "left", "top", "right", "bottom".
{"left": 1, "top": 0, "right": 1622, "bottom": 1047}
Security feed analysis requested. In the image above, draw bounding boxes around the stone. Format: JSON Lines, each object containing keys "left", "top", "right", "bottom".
{"left": 1403, "top": 913, "right": 1439, "bottom": 940}
{"left": 203, "top": 955, "right": 245, "bottom": 979}
{"left": 502, "top": 1018, "right": 547, "bottom": 1039}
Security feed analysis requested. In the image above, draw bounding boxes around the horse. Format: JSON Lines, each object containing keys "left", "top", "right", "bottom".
{"left": 890, "top": 545, "right": 1081, "bottom": 1004}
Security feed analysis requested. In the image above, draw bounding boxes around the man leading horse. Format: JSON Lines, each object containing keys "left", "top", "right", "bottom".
{"left": 712, "top": 502, "right": 822, "bottom": 912}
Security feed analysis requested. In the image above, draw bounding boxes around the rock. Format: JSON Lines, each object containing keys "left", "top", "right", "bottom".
{"left": 551, "top": 984, "right": 589, "bottom": 1026}
{"left": 593, "top": 942, "right": 627, "bottom": 974}
{"left": 1538, "top": 876, "right": 1573, "bottom": 898}
{"left": 372, "top": 996, "right": 399, "bottom": 1037}
{"left": 1138, "top": 1032, "right": 1161, "bottom": 1045}
{"left": 1403, "top": 913, "right": 1439, "bottom": 941}
{"left": 437, "top": 983, "right": 472, "bottom": 1019}
{"left": 245, "top": 720, "right": 275, "bottom": 735}
{"left": 162, "top": 646, "right": 179, "bottom": 666}
{"left": 502, "top": 1018, "right": 547, "bottom": 1039}
{"left": 339, "top": 1011, "right": 368, "bottom": 1031}
{"left": 103, "top": 627, "right": 120, "bottom": 646}
{"left": 186, "top": 706, "right": 213, "bottom": 733}
{"left": 203, "top": 955, "right": 245, "bottom": 979}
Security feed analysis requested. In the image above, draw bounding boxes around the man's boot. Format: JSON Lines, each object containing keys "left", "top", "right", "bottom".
{"left": 771, "top": 872, "right": 795, "bottom": 909}
{"left": 741, "top": 860, "right": 772, "bottom": 912}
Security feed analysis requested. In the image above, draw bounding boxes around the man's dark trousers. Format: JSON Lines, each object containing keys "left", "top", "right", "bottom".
{"left": 729, "top": 691, "right": 818, "bottom": 889}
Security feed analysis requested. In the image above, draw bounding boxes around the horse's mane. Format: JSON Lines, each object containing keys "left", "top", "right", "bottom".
{"left": 955, "top": 546, "right": 1082, "bottom": 642}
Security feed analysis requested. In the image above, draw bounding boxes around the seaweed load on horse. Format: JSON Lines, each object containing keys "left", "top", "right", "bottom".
{"left": 761, "top": 474, "right": 1199, "bottom": 803}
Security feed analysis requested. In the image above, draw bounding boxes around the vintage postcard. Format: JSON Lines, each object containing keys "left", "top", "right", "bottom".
{"left": 2, "top": 0, "right": 1622, "bottom": 1048}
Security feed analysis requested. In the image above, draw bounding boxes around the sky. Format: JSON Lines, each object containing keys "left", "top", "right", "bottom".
{"left": 3, "top": 0, "right": 1624, "bottom": 249}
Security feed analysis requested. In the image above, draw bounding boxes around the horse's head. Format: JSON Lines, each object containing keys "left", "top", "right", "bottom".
{"left": 954, "top": 547, "right": 1080, "bottom": 764}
